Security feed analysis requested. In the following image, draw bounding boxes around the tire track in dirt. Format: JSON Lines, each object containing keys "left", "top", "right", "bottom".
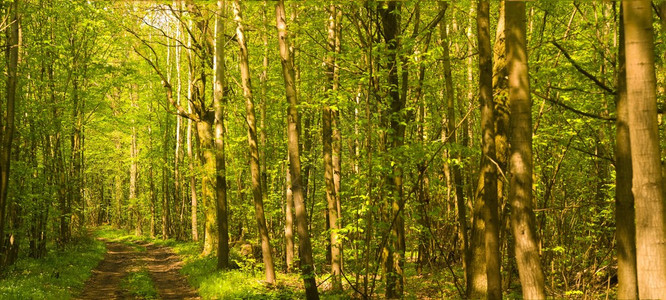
{"left": 77, "top": 238, "right": 199, "bottom": 299}
{"left": 76, "top": 240, "right": 135, "bottom": 299}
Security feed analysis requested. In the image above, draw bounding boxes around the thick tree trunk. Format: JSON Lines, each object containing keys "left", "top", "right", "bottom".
{"left": 505, "top": 1, "right": 546, "bottom": 298}
{"left": 614, "top": 10, "right": 638, "bottom": 299}
{"left": 275, "top": 1, "right": 319, "bottom": 298}
{"left": 233, "top": 0, "right": 276, "bottom": 283}
{"left": 198, "top": 117, "right": 217, "bottom": 256}
{"left": 622, "top": 1, "right": 666, "bottom": 297}
{"left": 477, "top": 1, "right": 501, "bottom": 298}
{"left": 214, "top": 0, "right": 229, "bottom": 270}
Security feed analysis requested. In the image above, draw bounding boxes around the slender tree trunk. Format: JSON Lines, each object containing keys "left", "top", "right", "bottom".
{"left": 622, "top": 1, "right": 666, "bottom": 297}
{"left": 214, "top": 0, "right": 229, "bottom": 270}
{"left": 163, "top": 109, "right": 170, "bottom": 239}
{"left": 149, "top": 123, "right": 157, "bottom": 238}
{"left": 0, "top": 0, "right": 19, "bottom": 263}
{"left": 276, "top": 1, "right": 319, "bottom": 298}
{"left": 259, "top": 1, "right": 269, "bottom": 215}
{"left": 70, "top": 78, "right": 83, "bottom": 235}
{"left": 130, "top": 126, "right": 139, "bottom": 235}
{"left": 330, "top": 6, "right": 343, "bottom": 280}
{"left": 285, "top": 157, "right": 295, "bottom": 272}
{"left": 233, "top": 0, "right": 276, "bottom": 283}
{"left": 323, "top": 4, "right": 342, "bottom": 291}
{"left": 477, "top": 1, "right": 501, "bottom": 298}
{"left": 437, "top": 4, "right": 470, "bottom": 284}
{"left": 505, "top": 1, "right": 546, "bottom": 298}
{"left": 614, "top": 9, "right": 638, "bottom": 299}
{"left": 187, "top": 30, "right": 199, "bottom": 242}
{"left": 380, "top": 2, "right": 405, "bottom": 297}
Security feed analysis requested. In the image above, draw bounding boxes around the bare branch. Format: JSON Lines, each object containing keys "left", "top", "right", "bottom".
{"left": 551, "top": 41, "right": 616, "bottom": 95}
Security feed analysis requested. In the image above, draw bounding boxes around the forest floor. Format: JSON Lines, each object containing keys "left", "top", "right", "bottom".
{"left": 76, "top": 237, "right": 199, "bottom": 299}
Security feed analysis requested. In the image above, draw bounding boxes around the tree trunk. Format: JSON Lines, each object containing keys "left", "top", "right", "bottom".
{"left": 259, "top": 1, "right": 269, "bottom": 217}
{"left": 0, "top": 0, "right": 19, "bottom": 263}
{"left": 162, "top": 109, "right": 170, "bottom": 239}
{"left": 477, "top": 1, "right": 501, "bottom": 298}
{"left": 622, "top": 1, "right": 666, "bottom": 297}
{"left": 187, "top": 30, "right": 199, "bottom": 241}
{"left": 505, "top": 1, "right": 546, "bottom": 298}
{"left": 323, "top": 4, "right": 342, "bottom": 291}
{"left": 285, "top": 157, "right": 295, "bottom": 272}
{"left": 614, "top": 8, "right": 638, "bottom": 299}
{"left": 214, "top": 0, "right": 229, "bottom": 270}
{"left": 149, "top": 122, "right": 157, "bottom": 238}
{"left": 233, "top": 0, "right": 276, "bottom": 283}
{"left": 275, "top": 1, "right": 319, "bottom": 298}
{"left": 380, "top": 2, "right": 405, "bottom": 298}
{"left": 198, "top": 116, "right": 217, "bottom": 256}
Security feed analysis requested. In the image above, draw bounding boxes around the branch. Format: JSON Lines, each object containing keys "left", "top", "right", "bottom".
{"left": 128, "top": 38, "right": 200, "bottom": 122}
{"left": 551, "top": 41, "right": 616, "bottom": 95}
{"left": 533, "top": 91, "right": 615, "bottom": 121}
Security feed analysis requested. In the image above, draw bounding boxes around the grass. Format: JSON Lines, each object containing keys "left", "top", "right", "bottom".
{"left": 121, "top": 269, "right": 158, "bottom": 299}
{"left": 171, "top": 241, "right": 304, "bottom": 299}
{"left": 0, "top": 235, "right": 106, "bottom": 300}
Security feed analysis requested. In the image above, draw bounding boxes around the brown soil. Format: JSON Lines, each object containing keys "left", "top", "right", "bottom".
{"left": 76, "top": 239, "right": 199, "bottom": 300}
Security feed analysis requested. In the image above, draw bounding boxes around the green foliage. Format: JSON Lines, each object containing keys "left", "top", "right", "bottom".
{"left": 0, "top": 237, "right": 105, "bottom": 300}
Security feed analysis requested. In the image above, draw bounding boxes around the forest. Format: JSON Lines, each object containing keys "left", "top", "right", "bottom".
{"left": 0, "top": 0, "right": 665, "bottom": 299}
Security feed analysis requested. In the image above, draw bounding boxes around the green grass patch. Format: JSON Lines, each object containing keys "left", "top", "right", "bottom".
{"left": 171, "top": 241, "right": 304, "bottom": 299}
{"left": 0, "top": 235, "right": 106, "bottom": 300}
{"left": 121, "top": 269, "right": 158, "bottom": 299}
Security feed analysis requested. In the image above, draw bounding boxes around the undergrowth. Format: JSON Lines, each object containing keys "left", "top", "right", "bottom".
{"left": 0, "top": 235, "right": 106, "bottom": 299}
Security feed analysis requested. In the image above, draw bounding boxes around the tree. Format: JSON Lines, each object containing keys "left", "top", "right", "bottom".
{"left": 233, "top": 0, "right": 276, "bottom": 283}
{"left": 476, "top": 0, "right": 501, "bottom": 298}
{"left": 379, "top": 1, "right": 406, "bottom": 298}
{"left": 505, "top": 1, "right": 546, "bottom": 298}
{"left": 275, "top": 1, "right": 319, "bottom": 298}
{"left": 622, "top": 0, "right": 666, "bottom": 297}
{"left": 214, "top": 0, "right": 229, "bottom": 270}
{"left": 0, "top": 0, "right": 19, "bottom": 267}
{"left": 323, "top": 3, "right": 342, "bottom": 292}
{"left": 614, "top": 8, "right": 638, "bottom": 298}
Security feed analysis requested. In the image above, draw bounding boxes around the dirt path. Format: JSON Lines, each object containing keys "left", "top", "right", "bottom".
{"left": 77, "top": 239, "right": 199, "bottom": 300}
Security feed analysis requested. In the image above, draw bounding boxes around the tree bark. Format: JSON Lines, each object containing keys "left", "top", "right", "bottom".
{"left": 186, "top": 24, "right": 199, "bottom": 242}
{"left": 214, "top": 0, "right": 229, "bottom": 270}
{"left": 198, "top": 116, "right": 217, "bottom": 255}
{"left": 233, "top": 0, "right": 276, "bottom": 283}
{"left": 285, "top": 157, "right": 295, "bottom": 272}
{"left": 477, "top": 1, "right": 501, "bottom": 299}
{"left": 380, "top": 2, "right": 405, "bottom": 298}
{"left": 323, "top": 4, "right": 342, "bottom": 291}
{"left": 275, "top": 1, "right": 319, "bottom": 298}
{"left": 505, "top": 1, "right": 546, "bottom": 298}
{"left": 0, "top": 0, "right": 19, "bottom": 264}
{"left": 614, "top": 8, "right": 638, "bottom": 299}
{"left": 622, "top": 1, "right": 666, "bottom": 297}
{"left": 129, "top": 85, "right": 141, "bottom": 236}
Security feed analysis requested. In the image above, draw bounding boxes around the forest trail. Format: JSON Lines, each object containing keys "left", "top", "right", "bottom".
{"left": 76, "top": 238, "right": 199, "bottom": 300}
